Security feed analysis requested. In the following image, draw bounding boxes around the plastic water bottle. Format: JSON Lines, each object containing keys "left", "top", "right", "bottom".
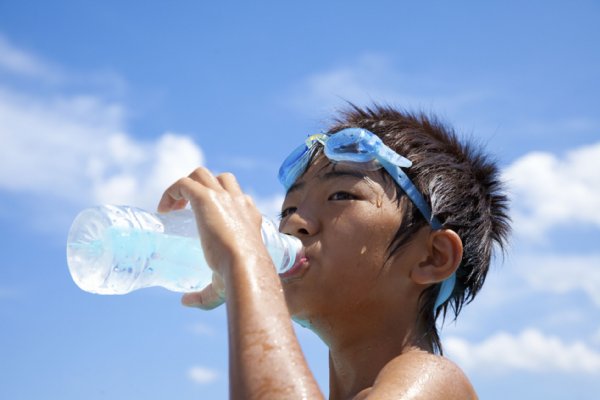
{"left": 66, "top": 205, "right": 303, "bottom": 295}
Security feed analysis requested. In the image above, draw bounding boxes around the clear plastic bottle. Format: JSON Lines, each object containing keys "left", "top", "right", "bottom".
{"left": 66, "top": 205, "right": 302, "bottom": 295}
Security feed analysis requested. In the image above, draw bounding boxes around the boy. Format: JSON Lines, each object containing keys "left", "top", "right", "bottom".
{"left": 158, "top": 104, "right": 510, "bottom": 399}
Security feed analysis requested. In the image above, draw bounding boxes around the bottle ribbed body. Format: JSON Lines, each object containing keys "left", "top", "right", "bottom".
{"left": 66, "top": 205, "right": 302, "bottom": 295}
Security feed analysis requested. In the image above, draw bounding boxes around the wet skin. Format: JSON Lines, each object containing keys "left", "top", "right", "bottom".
{"left": 279, "top": 159, "right": 411, "bottom": 338}
{"left": 158, "top": 162, "right": 477, "bottom": 399}
{"left": 279, "top": 159, "right": 476, "bottom": 399}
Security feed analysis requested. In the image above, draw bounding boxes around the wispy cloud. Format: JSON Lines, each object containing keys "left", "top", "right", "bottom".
{"left": 0, "top": 33, "right": 291, "bottom": 240}
{"left": 0, "top": 33, "right": 126, "bottom": 95}
{"left": 0, "top": 286, "right": 19, "bottom": 299}
{"left": 503, "top": 141, "right": 600, "bottom": 241}
{"left": 215, "top": 155, "right": 279, "bottom": 172}
{"left": 0, "top": 39, "right": 204, "bottom": 212}
{"left": 0, "top": 33, "right": 61, "bottom": 82}
{"left": 592, "top": 327, "right": 600, "bottom": 346}
{"left": 188, "top": 322, "right": 216, "bottom": 336}
{"left": 446, "top": 329, "right": 600, "bottom": 374}
{"left": 286, "top": 53, "right": 489, "bottom": 117}
{"left": 187, "top": 365, "right": 219, "bottom": 384}
{"left": 515, "top": 253, "right": 600, "bottom": 307}
{"left": 519, "top": 117, "right": 600, "bottom": 137}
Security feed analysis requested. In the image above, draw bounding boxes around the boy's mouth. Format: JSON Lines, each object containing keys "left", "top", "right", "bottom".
{"left": 280, "top": 256, "right": 309, "bottom": 281}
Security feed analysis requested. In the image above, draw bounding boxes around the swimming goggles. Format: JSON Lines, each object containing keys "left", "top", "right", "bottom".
{"left": 278, "top": 127, "right": 455, "bottom": 311}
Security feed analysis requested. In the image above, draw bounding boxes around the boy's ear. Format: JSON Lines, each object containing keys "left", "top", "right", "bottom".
{"left": 410, "top": 229, "right": 463, "bottom": 285}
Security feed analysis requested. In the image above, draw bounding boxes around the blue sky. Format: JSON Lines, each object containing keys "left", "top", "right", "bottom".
{"left": 1, "top": 1, "right": 599, "bottom": 399}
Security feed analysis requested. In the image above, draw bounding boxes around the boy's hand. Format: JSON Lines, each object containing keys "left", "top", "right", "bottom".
{"left": 160, "top": 168, "right": 323, "bottom": 399}
{"left": 181, "top": 271, "right": 226, "bottom": 310}
{"left": 157, "top": 167, "right": 266, "bottom": 307}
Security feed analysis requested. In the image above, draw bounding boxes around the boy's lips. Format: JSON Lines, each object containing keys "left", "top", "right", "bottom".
{"left": 280, "top": 255, "right": 310, "bottom": 281}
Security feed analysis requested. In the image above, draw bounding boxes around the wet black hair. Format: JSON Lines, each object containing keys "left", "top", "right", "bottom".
{"left": 326, "top": 104, "right": 511, "bottom": 354}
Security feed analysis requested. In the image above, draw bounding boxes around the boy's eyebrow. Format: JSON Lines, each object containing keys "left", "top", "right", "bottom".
{"left": 286, "top": 181, "right": 305, "bottom": 196}
{"left": 321, "top": 169, "right": 368, "bottom": 182}
{"left": 286, "top": 169, "right": 368, "bottom": 196}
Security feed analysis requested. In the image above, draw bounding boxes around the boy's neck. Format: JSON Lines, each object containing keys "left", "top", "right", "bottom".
{"left": 320, "top": 308, "right": 432, "bottom": 399}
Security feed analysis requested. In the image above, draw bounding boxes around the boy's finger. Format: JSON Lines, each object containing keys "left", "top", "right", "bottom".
{"left": 157, "top": 177, "right": 207, "bottom": 213}
{"left": 181, "top": 284, "right": 225, "bottom": 310}
{"left": 188, "top": 167, "right": 222, "bottom": 190}
{"left": 157, "top": 177, "right": 188, "bottom": 212}
{"left": 217, "top": 172, "right": 243, "bottom": 194}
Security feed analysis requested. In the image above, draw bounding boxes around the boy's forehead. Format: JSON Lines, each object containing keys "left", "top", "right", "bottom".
{"left": 287, "top": 157, "right": 389, "bottom": 194}
{"left": 304, "top": 156, "right": 337, "bottom": 178}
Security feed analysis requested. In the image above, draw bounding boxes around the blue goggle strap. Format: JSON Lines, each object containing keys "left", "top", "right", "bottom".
{"left": 435, "top": 273, "right": 456, "bottom": 311}
{"left": 377, "top": 158, "right": 441, "bottom": 230}
{"left": 378, "top": 158, "right": 454, "bottom": 310}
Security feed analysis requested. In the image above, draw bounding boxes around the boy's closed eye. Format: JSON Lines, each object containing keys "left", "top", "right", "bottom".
{"left": 279, "top": 191, "right": 358, "bottom": 220}
{"left": 278, "top": 207, "right": 297, "bottom": 220}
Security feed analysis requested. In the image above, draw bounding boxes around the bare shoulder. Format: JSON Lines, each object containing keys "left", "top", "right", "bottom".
{"left": 356, "top": 351, "right": 477, "bottom": 400}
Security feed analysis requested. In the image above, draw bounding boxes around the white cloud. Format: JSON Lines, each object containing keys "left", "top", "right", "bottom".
{"left": 0, "top": 34, "right": 205, "bottom": 212}
{"left": 0, "top": 88, "right": 122, "bottom": 194}
{"left": 503, "top": 141, "right": 600, "bottom": 240}
{"left": 187, "top": 365, "right": 219, "bottom": 384}
{"left": 0, "top": 86, "right": 203, "bottom": 210}
{"left": 446, "top": 329, "right": 600, "bottom": 374}
{"left": 90, "top": 132, "right": 204, "bottom": 209}
{"left": 516, "top": 253, "right": 600, "bottom": 307}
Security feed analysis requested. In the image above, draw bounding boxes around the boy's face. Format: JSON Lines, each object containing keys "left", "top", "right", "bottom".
{"left": 279, "top": 157, "right": 422, "bottom": 328}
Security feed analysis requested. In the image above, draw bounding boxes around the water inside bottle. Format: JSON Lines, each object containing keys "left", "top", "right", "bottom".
{"left": 68, "top": 226, "right": 212, "bottom": 294}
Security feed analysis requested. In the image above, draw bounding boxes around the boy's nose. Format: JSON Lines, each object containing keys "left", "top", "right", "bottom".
{"left": 280, "top": 211, "right": 320, "bottom": 238}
